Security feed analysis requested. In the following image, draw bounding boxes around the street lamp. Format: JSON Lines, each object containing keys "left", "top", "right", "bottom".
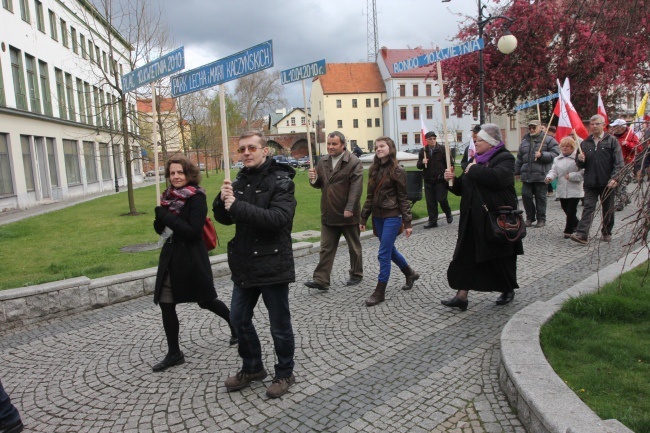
{"left": 444, "top": 0, "right": 517, "bottom": 124}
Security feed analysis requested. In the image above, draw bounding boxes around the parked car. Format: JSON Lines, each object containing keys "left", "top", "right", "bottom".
{"left": 232, "top": 161, "right": 244, "bottom": 169}
{"left": 272, "top": 155, "right": 290, "bottom": 165}
{"left": 298, "top": 156, "right": 311, "bottom": 168}
{"left": 198, "top": 163, "right": 206, "bottom": 171}
{"left": 287, "top": 157, "right": 299, "bottom": 167}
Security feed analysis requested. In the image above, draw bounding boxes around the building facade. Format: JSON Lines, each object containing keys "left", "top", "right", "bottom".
{"left": 0, "top": 0, "right": 141, "bottom": 211}
{"left": 274, "top": 107, "right": 311, "bottom": 135}
{"left": 377, "top": 47, "right": 479, "bottom": 152}
{"left": 310, "top": 63, "right": 386, "bottom": 153}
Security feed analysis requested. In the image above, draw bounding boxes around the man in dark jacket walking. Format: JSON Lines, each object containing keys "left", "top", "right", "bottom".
{"left": 570, "top": 115, "right": 624, "bottom": 244}
{"left": 305, "top": 131, "right": 364, "bottom": 291}
{"left": 515, "top": 120, "right": 560, "bottom": 228}
{"left": 417, "top": 131, "right": 453, "bottom": 228}
{"left": 214, "top": 131, "right": 296, "bottom": 399}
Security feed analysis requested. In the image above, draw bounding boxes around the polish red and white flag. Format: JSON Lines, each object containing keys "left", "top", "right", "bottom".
{"left": 554, "top": 78, "right": 589, "bottom": 143}
{"left": 420, "top": 117, "right": 428, "bottom": 146}
{"left": 597, "top": 92, "right": 609, "bottom": 127}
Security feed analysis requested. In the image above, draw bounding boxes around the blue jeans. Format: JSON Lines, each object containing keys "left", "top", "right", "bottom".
{"left": 0, "top": 379, "right": 20, "bottom": 425}
{"left": 373, "top": 216, "right": 409, "bottom": 283}
{"left": 230, "top": 283, "right": 295, "bottom": 378}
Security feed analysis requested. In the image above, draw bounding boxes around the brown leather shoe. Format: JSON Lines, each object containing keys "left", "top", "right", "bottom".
{"left": 266, "top": 374, "right": 295, "bottom": 398}
{"left": 570, "top": 234, "right": 588, "bottom": 245}
{"left": 225, "top": 369, "right": 268, "bottom": 391}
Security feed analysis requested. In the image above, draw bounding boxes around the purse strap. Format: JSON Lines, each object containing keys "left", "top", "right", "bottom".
{"left": 473, "top": 184, "right": 521, "bottom": 213}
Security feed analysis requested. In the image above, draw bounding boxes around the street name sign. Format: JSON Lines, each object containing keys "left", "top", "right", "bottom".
{"left": 121, "top": 47, "right": 185, "bottom": 92}
{"left": 514, "top": 93, "right": 559, "bottom": 111}
{"left": 392, "top": 39, "right": 485, "bottom": 73}
{"left": 280, "top": 59, "right": 326, "bottom": 85}
{"left": 170, "top": 40, "right": 274, "bottom": 98}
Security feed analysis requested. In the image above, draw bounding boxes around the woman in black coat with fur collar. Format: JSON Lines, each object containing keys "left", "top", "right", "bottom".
{"left": 441, "top": 124, "right": 523, "bottom": 311}
{"left": 152, "top": 155, "right": 236, "bottom": 372}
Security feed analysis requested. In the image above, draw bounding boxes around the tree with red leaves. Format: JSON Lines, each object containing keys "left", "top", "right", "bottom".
{"left": 444, "top": 0, "right": 650, "bottom": 119}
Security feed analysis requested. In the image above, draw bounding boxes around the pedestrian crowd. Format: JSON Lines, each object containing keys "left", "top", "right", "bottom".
{"left": 2, "top": 116, "right": 646, "bottom": 428}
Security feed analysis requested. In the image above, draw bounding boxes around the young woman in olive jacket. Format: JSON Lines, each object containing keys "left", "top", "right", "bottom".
{"left": 360, "top": 137, "right": 419, "bottom": 306}
{"left": 151, "top": 155, "right": 236, "bottom": 372}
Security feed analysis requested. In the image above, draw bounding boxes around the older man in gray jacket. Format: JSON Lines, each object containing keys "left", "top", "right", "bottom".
{"left": 515, "top": 120, "right": 560, "bottom": 228}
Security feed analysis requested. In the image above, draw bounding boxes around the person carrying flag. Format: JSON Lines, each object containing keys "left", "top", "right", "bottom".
{"left": 417, "top": 131, "right": 454, "bottom": 228}
{"left": 609, "top": 118, "right": 640, "bottom": 210}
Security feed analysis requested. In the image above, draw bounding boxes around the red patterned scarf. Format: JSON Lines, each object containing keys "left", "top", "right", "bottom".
{"left": 160, "top": 185, "right": 205, "bottom": 214}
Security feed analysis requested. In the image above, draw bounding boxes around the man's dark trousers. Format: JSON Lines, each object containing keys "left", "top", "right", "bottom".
{"left": 575, "top": 186, "right": 616, "bottom": 238}
{"left": 312, "top": 224, "right": 363, "bottom": 286}
{"left": 522, "top": 181, "right": 548, "bottom": 223}
{"left": 424, "top": 181, "right": 451, "bottom": 225}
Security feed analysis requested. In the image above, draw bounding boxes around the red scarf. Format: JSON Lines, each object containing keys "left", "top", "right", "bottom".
{"left": 160, "top": 185, "right": 205, "bottom": 215}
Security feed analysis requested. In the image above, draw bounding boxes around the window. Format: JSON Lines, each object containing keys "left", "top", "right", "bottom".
{"left": 83, "top": 141, "right": 97, "bottom": 183}
{"left": 99, "top": 90, "right": 106, "bottom": 127}
{"left": 413, "top": 106, "right": 420, "bottom": 120}
{"left": 445, "top": 105, "right": 450, "bottom": 119}
{"left": 366, "top": 98, "right": 371, "bottom": 107}
{"left": 54, "top": 68, "right": 66, "bottom": 119}
{"left": 71, "top": 27, "right": 78, "bottom": 54}
{"left": 375, "top": 118, "right": 380, "bottom": 127}
{"left": 107, "top": 93, "right": 113, "bottom": 128}
{"left": 367, "top": 118, "right": 372, "bottom": 127}
{"left": 76, "top": 78, "right": 85, "bottom": 123}
{"left": 301, "top": 116, "right": 305, "bottom": 125}
{"left": 21, "top": 136, "right": 35, "bottom": 191}
{"left": 84, "top": 82, "right": 93, "bottom": 125}
{"left": 290, "top": 117, "right": 295, "bottom": 126}
{"left": 38, "top": 61, "right": 52, "bottom": 116}
{"left": 10, "top": 47, "right": 27, "bottom": 110}
{"left": 48, "top": 10, "right": 57, "bottom": 40}
{"left": 60, "top": 19, "right": 68, "bottom": 47}
{"left": 95, "top": 46, "right": 101, "bottom": 66}
{"left": 399, "top": 85, "right": 405, "bottom": 97}
{"left": 65, "top": 73, "right": 75, "bottom": 121}
{"left": 80, "top": 34, "right": 86, "bottom": 59}
{"left": 102, "top": 51, "right": 107, "bottom": 72}
{"left": 412, "top": 84, "right": 419, "bottom": 97}
{"left": 286, "top": 120, "right": 289, "bottom": 126}
{"left": 99, "top": 143, "right": 111, "bottom": 180}
{"left": 88, "top": 39, "right": 94, "bottom": 62}
{"left": 374, "top": 98, "right": 379, "bottom": 107}
{"left": 2, "top": 0, "right": 13, "bottom": 12}
{"left": 63, "top": 139, "right": 81, "bottom": 185}
{"left": 456, "top": 131, "right": 463, "bottom": 142}
{"left": 352, "top": 99, "right": 357, "bottom": 108}
{"left": 0, "top": 134, "right": 13, "bottom": 195}
{"left": 351, "top": 140, "right": 357, "bottom": 147}
{"left": 24, "top": 54, "right": 40, "bottom": 114}
{"left": 367, "top": 140, "right": 373, "bottom": 151}
{"left": 46, "top": 138, "right": 58, "bottom": 187}
{"left": 426, "top": 105, "right": 433, "bottom": 119}
{"left": 337, "top": 120, "right": 343, "bottom": 128}
{"left": 35, "top": 0, "right": 44, "bottom": 32}
{"left": 401, "top": 134, "right": 408, "bottom": 145}
{"left": 111, "top": 95, "right": 118, "bottom": 130}
{"left": 93, "top": 86, "right": 100, "bottom": 125}
{"left": 426, "top": 84, "right": 432, "bottom": 97}
{"left": 336, "top": 99, "right": 341, "bottom": 108}
{"left": 0, "top": 57, "right": 5, "bottom": 106}
{"left": 19, "top": 0, "right": 29, "bottom": 22}
{"left": 353, "top": 119, "right": 358, "bottom": 128}
{"left": 415, "top": 133, "right": 421, "bottom": 145}
{"left": 509, "top": 115, "right": 516, "bottom": 130}
{"left": 400, "top": 106, "right": 407, "bottom": 120}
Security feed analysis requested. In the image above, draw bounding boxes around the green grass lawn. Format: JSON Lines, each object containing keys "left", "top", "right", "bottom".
{"left": 540, "top": 263, "right": 650, "bottom": 432}
{"left": 0, "top": 163, "right": 520, "bottom": 290}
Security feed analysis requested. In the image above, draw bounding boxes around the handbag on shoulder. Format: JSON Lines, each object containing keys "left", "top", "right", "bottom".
{"left": 475, "top": 187, "right": 526, "bottom": 244}
{"left": 202, "top": 217, "right": 218, "bottom": 251}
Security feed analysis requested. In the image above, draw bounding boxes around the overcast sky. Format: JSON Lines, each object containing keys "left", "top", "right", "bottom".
{"left": 154, "top": 0, "right": 482, "bottom": 107}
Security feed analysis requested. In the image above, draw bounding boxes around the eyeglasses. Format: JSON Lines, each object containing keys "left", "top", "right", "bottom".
{"left": 236, "top": 145, "right": 263, "bottom": 154}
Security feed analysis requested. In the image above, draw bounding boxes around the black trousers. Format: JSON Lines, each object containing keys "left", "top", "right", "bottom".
{"left": 424, "top": 181, "right": 451, "bottom": 224}
{"left": 559, "top": 198, "right": 580, "bottom": 235}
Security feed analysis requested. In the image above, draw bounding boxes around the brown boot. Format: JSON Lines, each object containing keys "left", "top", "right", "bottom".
{"left": 401, "top": 266, "right": 419, "bottom": 290}
{"left": 365, "top": 282, "right": 387, "bottom": 306}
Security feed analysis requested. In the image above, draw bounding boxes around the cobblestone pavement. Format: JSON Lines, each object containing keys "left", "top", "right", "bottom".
{"left": 0, "top": 196, "right": 639, "bottom": 432}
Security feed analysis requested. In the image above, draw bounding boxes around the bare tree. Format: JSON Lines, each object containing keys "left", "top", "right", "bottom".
{"left": 77, "top": 0, "right": 169, "bottom": 215}
{"left": 233, "top": 70, "right": 287, "bottom": 133}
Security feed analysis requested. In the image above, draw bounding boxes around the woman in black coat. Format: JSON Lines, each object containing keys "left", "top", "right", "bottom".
{"left": 152, "top": 155, "right": 236, "bottom": 372}
{"left": 441, "top": 124, "right": 524, "bottom": 311}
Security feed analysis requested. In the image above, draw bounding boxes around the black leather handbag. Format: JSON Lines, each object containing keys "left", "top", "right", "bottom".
{"left": 475, "top": 187, "right": 526, "bottom": 244}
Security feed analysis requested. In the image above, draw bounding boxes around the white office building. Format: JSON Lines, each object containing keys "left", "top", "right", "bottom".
{"left": 0, "top": 0, "right": 142, "bottom": 211}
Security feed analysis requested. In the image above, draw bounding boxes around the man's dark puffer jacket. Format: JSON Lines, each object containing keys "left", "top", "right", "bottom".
{"left": 213, "top": 158, "right": 296, "bottom": 288}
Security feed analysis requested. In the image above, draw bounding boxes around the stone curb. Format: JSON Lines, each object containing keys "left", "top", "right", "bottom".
{"left": 0, "top": 216, "right": 432, "bottom": 332}
{"left": 499, "top": 247, "right": 648, "bottom": 433}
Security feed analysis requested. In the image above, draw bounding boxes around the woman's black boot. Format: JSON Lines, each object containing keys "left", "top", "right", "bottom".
{"left": 441, "top": 297, "right": 469, "bottom": 311}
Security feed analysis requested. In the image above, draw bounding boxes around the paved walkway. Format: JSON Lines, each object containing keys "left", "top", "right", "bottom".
{"left": 0, "top": 194, "right": 638, "bottom": 432}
